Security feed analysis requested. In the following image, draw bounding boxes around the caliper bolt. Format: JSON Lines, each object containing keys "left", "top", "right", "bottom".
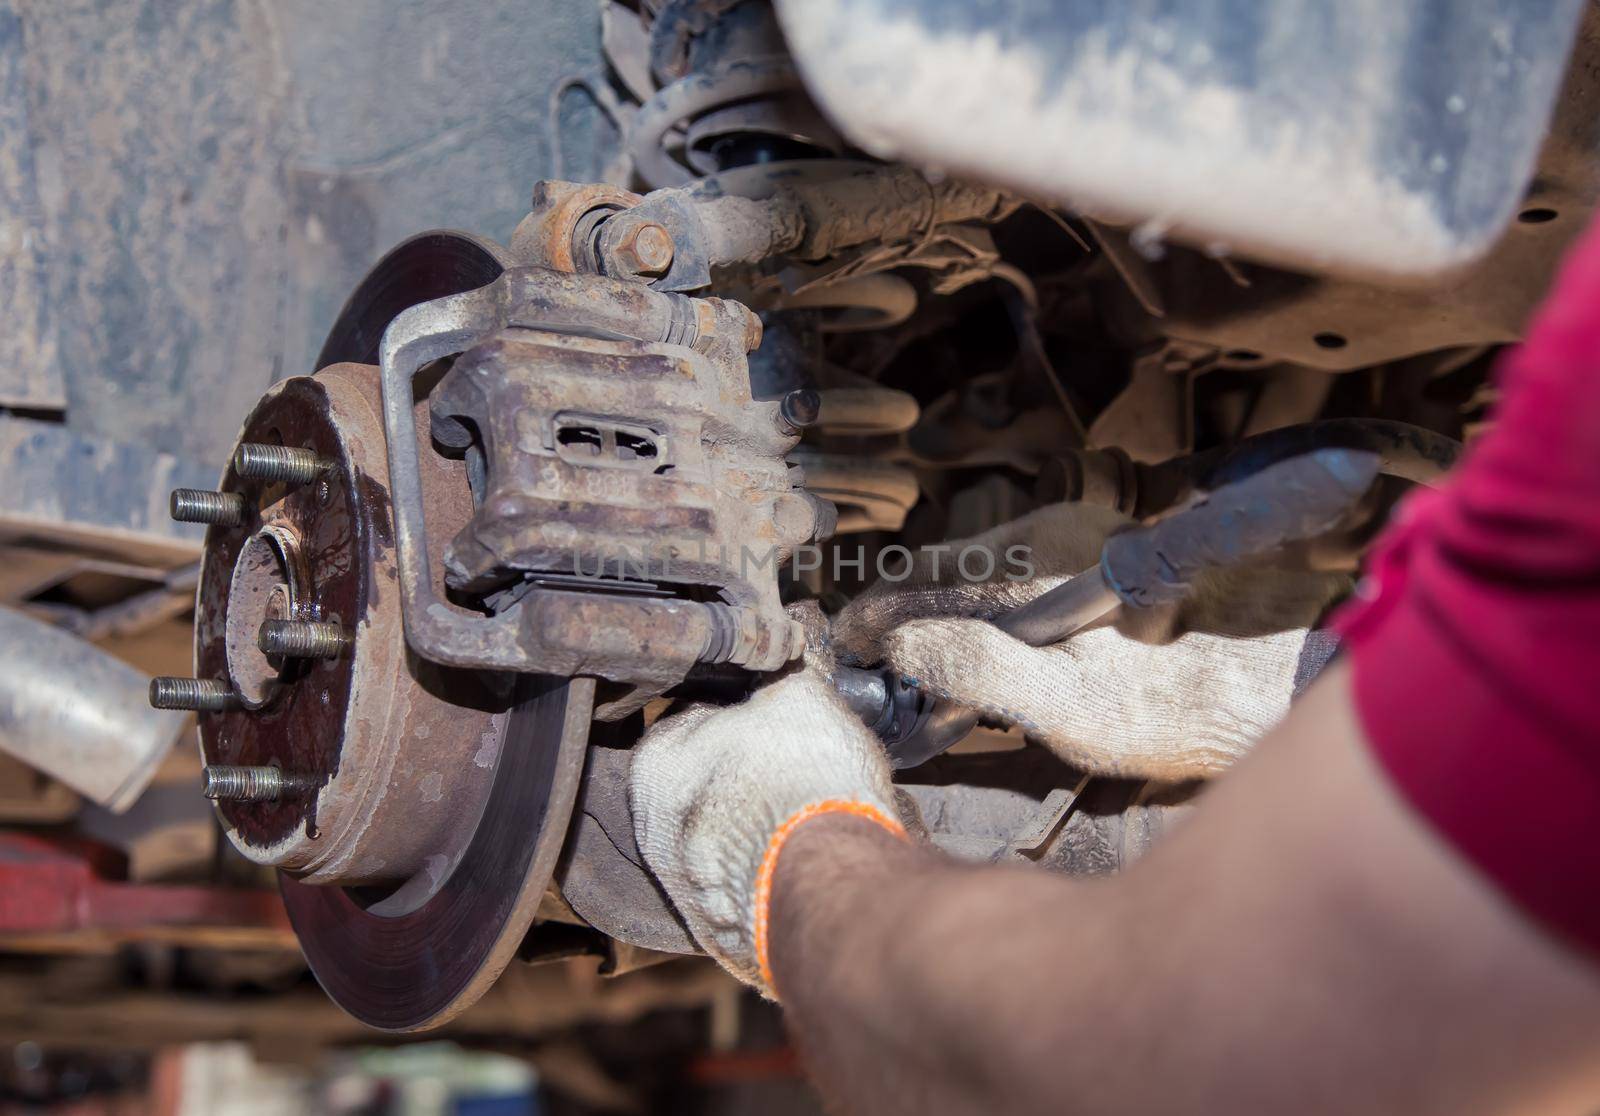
{"left": 150, "top": 677, "right": 238, "bottom": 712}
{"left": 258, "top": 619, "right": 348, "bottom": 659}
{"left": 201, "top": 765, "right": 315, "bottom": 803}
{"left": 777, "top": 388, "right": 822, "bottom": 435}
{"left": 742, "top": 306, "right": 764, "bottom": 352}
{"left": 613, "top": 221, "right": 675, "bottom": 278}
{"left": 170, "top": 489, "right": 246, "bottom": 527}
{"left": 235, "top": 443, "right": 326, "bottom": 486}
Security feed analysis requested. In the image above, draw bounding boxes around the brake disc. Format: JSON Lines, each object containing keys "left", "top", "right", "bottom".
{"left": 188, "top": 234, "right": 591, "bottom": 1031}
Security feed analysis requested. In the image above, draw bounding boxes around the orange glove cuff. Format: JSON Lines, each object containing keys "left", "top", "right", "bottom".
{"left": 752, "top": 799, "right": 907, "bottom": 996}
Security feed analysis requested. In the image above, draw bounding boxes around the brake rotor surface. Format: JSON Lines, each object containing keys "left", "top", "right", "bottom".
{"left": 280, "top": 673, "right": 593, "bottom": 1031}
{"left": 198, "top": 232, "right": 591, "bottom": 1031}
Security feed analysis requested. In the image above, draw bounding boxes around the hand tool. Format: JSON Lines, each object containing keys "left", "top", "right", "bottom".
{"left": 836, "top": 447, "right": 1381, "bottom": 768}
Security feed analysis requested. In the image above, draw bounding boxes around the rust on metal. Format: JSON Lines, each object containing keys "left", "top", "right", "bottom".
{"left": 425, "top": 300, "right": 822, "bottom": 693}
{"left": 377, "top": 266, "right": 821, "bottom": 707}
{"left": 510, "top": 180, "right": 643, "bottom": 273}
{"left": 193, "top": 364, "right": 505, "bottom": 889}
{"left": 610, "top": 221, "right": 676, "bottom": 277}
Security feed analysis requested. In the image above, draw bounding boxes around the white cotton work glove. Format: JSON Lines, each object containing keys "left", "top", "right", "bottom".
{"left": 630, "top": 662, "right": 902, "bottom": 994}
{"left": 834, "top": 502, "right": 1351, "bottom": 781}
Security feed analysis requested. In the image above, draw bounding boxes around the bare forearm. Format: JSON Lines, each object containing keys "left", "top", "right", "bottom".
{"left": 771, "top": 665, "right": 1600, "bottom": 1116}
{"left": 772, "top": 815, "right": 1115, "bottom": 1115}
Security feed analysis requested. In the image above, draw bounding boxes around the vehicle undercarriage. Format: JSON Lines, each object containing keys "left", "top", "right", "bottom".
{"left": 0, "top": 0, "right": 1594, "bottom": 1068}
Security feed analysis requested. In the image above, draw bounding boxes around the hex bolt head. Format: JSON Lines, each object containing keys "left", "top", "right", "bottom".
{"left": 258, "top": 619, "right": 348, "bottom": 659}
{"left": 741, "top": 305, "right": 764, "bottom": 352}
{"left": 150, "top": 677, "right": 237, "bottom": 712}
{"left": 777, "top": 388, "right": 822, "bottom": 435}
{"left": 170, "top": 489, "right": 247, "bottom": 527}
{"left": 201, "top": 765, "right": 315, "bottom": 803}
{"left": 614, "top": 222, "right": 675, "bottom": 278}
{"left": 773, "top": 491, "right": 820, "bottom": 543}
{"left": 235, "top": 443, "right": 326, "bottom": 486}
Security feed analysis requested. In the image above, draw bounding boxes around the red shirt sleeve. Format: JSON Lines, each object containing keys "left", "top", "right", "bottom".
{"left": 1334, "top": 215, "right": 1600, "bottom": 955}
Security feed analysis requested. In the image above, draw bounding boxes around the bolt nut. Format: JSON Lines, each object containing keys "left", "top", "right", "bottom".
{"left": 741, "top": 305, "right": 764, "bottom": 352}
{"left": 809, "top": 496, "right": 838, "bottom": 541}
{"left": 772, "top": 491, "right": 819, "bottom": 543}
{"left": 776, "top": 388, "right": 822, "bottom": 435}
{"left": 613, "top": 221, "right": 675, "bottom": 278}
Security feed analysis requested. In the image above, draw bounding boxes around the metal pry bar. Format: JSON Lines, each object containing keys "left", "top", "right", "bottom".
{"left": 837, "top": 448, "right": 1383, "bottom": 768}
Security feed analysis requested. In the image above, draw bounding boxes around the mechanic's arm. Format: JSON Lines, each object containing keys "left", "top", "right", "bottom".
{"left": 767, "top": 211, "right": 1600, "bottom": 1112}
{"left": 767, "top": 209, "right": 1600, "bottom": 1112}
{"left": 633, "top": 214, "right": 1600, "bottom": 1114}
{"left": 770, "top": 661, "right": 1600, "bottom": 1116}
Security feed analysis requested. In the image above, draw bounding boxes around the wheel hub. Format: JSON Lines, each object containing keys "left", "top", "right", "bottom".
{"left": 194, "top": 366, "right": 511, "bottom": 885}
{"left": 165, "top": 233, "right": 595, "bottom": 1030}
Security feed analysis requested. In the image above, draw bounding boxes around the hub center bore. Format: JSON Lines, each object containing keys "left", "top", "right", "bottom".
{"left": 223, "top": 526, "right": 305, "bottom": 708}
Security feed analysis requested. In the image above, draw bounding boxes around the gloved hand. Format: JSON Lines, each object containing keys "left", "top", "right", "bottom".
{"left": 834, "top": 502, "right": 1351, "bottom": 780}
{"left": 630, "top": 662, "right": 902, "bottom": 994}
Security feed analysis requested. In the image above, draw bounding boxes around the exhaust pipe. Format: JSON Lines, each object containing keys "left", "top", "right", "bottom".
{"left": 0, "top": 606, "right": 185, "bottom": 812}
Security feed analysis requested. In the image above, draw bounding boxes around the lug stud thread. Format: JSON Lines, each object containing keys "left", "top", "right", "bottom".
{"left": 170, "top": 489, "right": 246, "bottom": 526}
{"left": 234, "top": 443, "right": 326, "bottom": 486}
{"left": 258, "top": 619, "right": 348, "bottom": 659}
{"left": 201, "top": 765, "right": 315, "bottom": 803}
{"left": 150, "top": 677, "right": 237, "bottom": 712}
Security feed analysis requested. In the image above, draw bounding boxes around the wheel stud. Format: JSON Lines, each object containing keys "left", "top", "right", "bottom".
{"left": 150, "top": 677, "right": 237, "bottom": 712}
{"left": 234, "top": 443, "right": 326, "bottom": 486}
{"left": 258, "top": 619, "right": 348, "bottom": 659}
{"left": 170, "top": 489, "right": 246, "bottom": 526}
{"left": 202, "top": 765, "right": 315, "bottom": 802}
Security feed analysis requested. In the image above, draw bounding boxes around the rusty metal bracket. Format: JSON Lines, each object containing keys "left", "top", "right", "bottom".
{"left": 378, "top": 265, "right": 809, "bottom": 687}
